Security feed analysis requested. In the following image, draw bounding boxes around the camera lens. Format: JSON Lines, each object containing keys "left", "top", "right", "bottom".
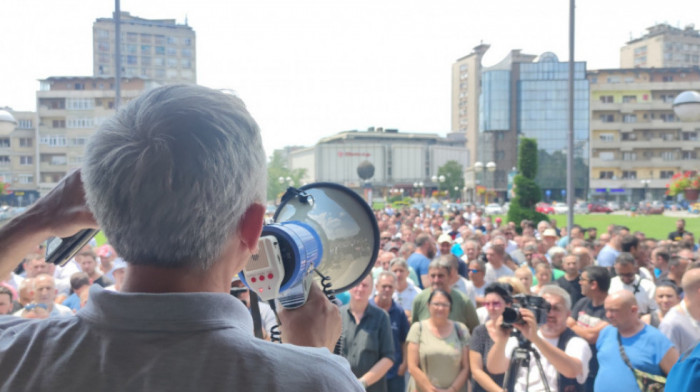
{"left": 502, "top": 307, "right": 522, "bottom": 325}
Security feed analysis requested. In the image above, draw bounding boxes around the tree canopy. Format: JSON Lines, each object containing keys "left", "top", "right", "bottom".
{"left": 267, "top": 151, "right": 307, "bottom": 203}
{"left": 438, "top": 160, "right": 465, "bottom": 200}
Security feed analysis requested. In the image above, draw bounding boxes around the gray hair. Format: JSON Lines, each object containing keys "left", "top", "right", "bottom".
{"left": 82, "top": 85, "right": 266, "bottom": 270}
{"left": 376, "top": 270, "right": 398, "bottom": 286}
{"left": 539, "top": 284, "right": 572, "bottom": 311}
{"left": 429, "top": 255, "right": 454, "bottom": 274}
{"left": 390, "top": 257, "right": 408, "bottom": 270}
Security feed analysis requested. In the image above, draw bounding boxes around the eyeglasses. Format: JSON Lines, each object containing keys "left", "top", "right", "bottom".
{"left": 24, "top": 303, "right": 48, "bottom": 311}
{"left": 381, "top": 237, "right": 391, "bottom": 241}
{"left": 484, "top": 301, "right": 503, "bottom": 308}
{"left": 468, "top": 269, "right": 482, "bottom": 274}
{"left": 430, "top": 302, "right": 450, "bottom": 308}
{"left": 579, "top": 277, "right": 590, "bottom": 282}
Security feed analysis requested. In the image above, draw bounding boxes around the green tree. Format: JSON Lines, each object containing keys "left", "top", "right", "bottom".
{"left": 438, "top": 160, "right": 465, "bottom": 200}
{"left": 267, "top": 151, "right": 307, "bottom": 203}
{"left": 507, "top": 137, "right": 548, "bottom": 229}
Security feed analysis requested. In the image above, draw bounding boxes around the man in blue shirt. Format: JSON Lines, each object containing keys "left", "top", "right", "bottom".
{"left": 371, "top": 271, "right": 410, "bottom": 392}
{"left": 407, "top": 233, "right": 436, "bottom": 289}
{"left": 596, "top": 225, "right": 628, "bottom": 269}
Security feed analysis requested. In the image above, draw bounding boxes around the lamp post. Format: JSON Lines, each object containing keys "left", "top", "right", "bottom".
{"left": 473, "top": 161, "right": 496, "bottom": 204}
{"left": 413, "top": 181, "right": 424, "bottom": 202}
{"left": 431, "top": 175, "right": 445, "bottom": 198}
{"left": 640, "top": 179, "right": 651, "bottom": 202}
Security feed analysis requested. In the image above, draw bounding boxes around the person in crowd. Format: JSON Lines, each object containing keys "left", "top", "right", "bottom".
{"left": 514, "top": 265, "right": 533, "bottom": 295}
{"left": 391, "top": 257, "right": 422, "bottom": 320}
{"left": 61, "top": 272, "right": 91, "bottom": 312}
{"left": 77, "top": 249, "right": 113, "bottom": 288}
{"left": 373, "top": 251, "right": 395, "bottom": 280}
{"left": 665, "top": 336, "right": 700, "bottom": 390}
{"left": 547, "top": 246, "right": 566, "bottom": 270}
{"left": 659, "top": 267, "right": 700, "bottom": 355}
{"left": 468, "top": 259, "right": 488, "bottom": 307}
{"left": 531, "top": 262, "right": 553, "bottom": 295}
{"left": 0, "top": 85, "right": 361, "bottom": 390}
{"left": 596, "top": 225, "right": 629, "bottom": 270}
{"left": 486, "top": 285, "right": 591, "bottom": 392}
{"left": 469, "top": 282, "right": 512, "bottom": 392}
{"left": 0, "top": 286, "right": 13, "bottom": 315}
{"left": 105, "top": 258, "right": 127, "bottom": 292}
{"left": 15, "top": 277, "right": 34, "bottom": 310}
{"left": 567, "top": 266, "right": 610, "bottom": 392}
{"left": 341, "top": 273, "right": 395, "bottom": 392}
{"left": 668, "top": 218, "right": 687, "bottom": 242}
{"left": 651, "top": 247, "right": 671, "bottom": 281}
{"left": 665, "top": 254, "right": 690, "bottom": 288}
{"left": 408, "top": 233, "right": 437, "bottom": 289}
{"left": 595, "top": 290, "right": 678, "bottom": 391}
{"left": 484, "top": 242, "right": 514, "bottom": 285}
{"left": 642, "top": 280, "right": 681, "bottom": 328}
{"left": 448, "top": 254, "right": 476, "bottom": 307}
{"left": 371, "top": 271, "right": 410, "bottom": 392}
{"left": 407, "top": 289, "right": 470, "bottom": 392}
{"left": 412, "top": 257, "right": 479, "bottom": 333}
{"left": 20, "top": 273, "right": 73, "bottom": 318}
{"left": 556, "top": 254, "right": 583, "bottom": 306}
{"left": 609, "top": 252, "right": 657, "bottom": 315}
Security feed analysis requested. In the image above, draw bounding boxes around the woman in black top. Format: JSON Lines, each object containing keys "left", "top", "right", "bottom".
{"left": 469, "top": 283, "right": 512, "bottom": 392}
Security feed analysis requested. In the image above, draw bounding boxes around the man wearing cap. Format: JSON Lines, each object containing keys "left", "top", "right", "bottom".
{"left": 105, "top": 258, "right": 127, "bottom": 292}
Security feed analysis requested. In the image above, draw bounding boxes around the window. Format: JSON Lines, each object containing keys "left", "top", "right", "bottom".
{"left": 660, "top": 94, "right": 675, "bottom": 103}
{"left": 662, "top": 76, "right": 674, "bottom": 82}
{"left": 599, "top": 95, "right": 614, "bottom": 103}
{"left": 70, "top": 137, "right": 87, "bottom": 146}
{"left": 52, "top": 120, "right": 65, "bottom": 128}
{"left": 622, "top": 152, "right": 637, "bottom": 161}
{"left": 17, "top": 119, "right": 32, "bottom": 129}
{"left": 660, "top": 170, "right": 674, "bottom": 179}
{"left": 127, "top": 32, "right": 138, "bottom": 43}
{"left": 40, "top": 136, "right": 67, "bottom": 147}
{"left": 154, "top": 57, "right": 165, "bottom": 67}
{"left": 660, "top": 113, "right": 677, "bottom": 122}
{"left": 183, "top": 38, "right": 192, "bottom": 46}
{"left": 166, "top": 47, "right": 177, "bottom": 56}
{"left": 623, "top": 114, "right": 637, "bottom": 123}
{"left": 155, "top": 46, "right": 165, "bottom": 55}
{"left": 643, "top": 151, "right": 654, "bottom": 159}
{"left": 66, "top": 117, "right": 94, "bottom": 129}
{"left": 0, "top": 156, "right": 9, "bottom": 166}
{"left": 683, "top": 132, "right": 698, "bottom": 141}
{"left": 142, "top": 56, "right": 151, "bottom": 66}
{"left": 181, "top": 49, "right": 192, "bottom": 58}
{"left": 682, "top": 151, "right": 697, "bottom": 160}
{"left": 662, "top": 151, "right": 676, "bottom": 160}
{"left": 66, "top": 98, "right": 94, "bottom": 110}
{"left": 18, "top": 174, "right": 33, "bottom": 184}
{"left": 126, "top": 44, "right": 137, "bottom": 54}
{"left": 599, "top": 133, "right": 614, "bottom": 142}
{"left": 622, "top": 95, "right": 637, "bottom": 103}
{"left": 599, "top": 152, "right": 615, "bottom": 161}
{"left": 663, "top": 132, "right": 676, "bottom": 141}
{"left": 154, "top": 35, "right": 166, "bottom": 45}
{"left": 607, "top": 76, "right": 621, "bottom": 83}
{"left": 127, "top": 55, "right": 138, "bottom": 65}
{"left": 600, "top": 114, "right": 615, "bottom": 123}
{"left": 20, "top": 156, "right": 33, "bottom": 165}
{"left": 622, "top": 171, "right": 637, "bottom": 179}
{"left": 622, "top": 133, "right": 637, "bottom": 141}
{"left": 0, "top": 138, "right": 9, "bottom": 148}
{"left": 19, "top": 137, "right": 32, "bottom": 147}
{"left": 599, "top": 171, "right": 614, "bottom": 179}
{"left": 74, "top": 83, "right": 84, "bottom": 90}
{"left": 167, "top": 58, "right": 178, "bottom": 68}
{"left": 167, "top": 37, "right": 179, "bottom": 45}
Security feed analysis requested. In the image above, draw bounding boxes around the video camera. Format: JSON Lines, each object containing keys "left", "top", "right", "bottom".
{"left": 501, "top": 294, "right": 551, "bottom": 328}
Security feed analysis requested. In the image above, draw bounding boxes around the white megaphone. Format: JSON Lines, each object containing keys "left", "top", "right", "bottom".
{"left": 239, "top": 183, "right": 379, "bottom": 309}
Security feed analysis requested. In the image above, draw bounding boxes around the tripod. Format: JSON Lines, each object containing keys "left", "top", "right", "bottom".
{"left": 502, "top": 330, "right": 551, "bottom": 392}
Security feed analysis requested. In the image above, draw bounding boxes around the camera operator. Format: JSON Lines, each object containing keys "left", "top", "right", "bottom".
{"left": 485, "top": 285, "right": 591, "bottom": 392}
{"left": 0, "top": 85, "right": 362, "bottom": 391}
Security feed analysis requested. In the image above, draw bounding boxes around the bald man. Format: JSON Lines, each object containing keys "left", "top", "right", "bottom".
{"left": 594, "top": 291, "right": 678, "bottom": 391}
{"left": 659, "top": 267, "right": 700, "bottom": 355}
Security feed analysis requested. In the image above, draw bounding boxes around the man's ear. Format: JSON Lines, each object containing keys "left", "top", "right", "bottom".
{"left": 237, "top": 203, "right": 265, "bottom": 253}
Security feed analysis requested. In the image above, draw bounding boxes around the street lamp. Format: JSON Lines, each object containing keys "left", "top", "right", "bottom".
{"left": 278, "top": 176, "right": 293, "bottom": 186}
{"left": 413, "top": 181, "right": 424, "bottom": 202}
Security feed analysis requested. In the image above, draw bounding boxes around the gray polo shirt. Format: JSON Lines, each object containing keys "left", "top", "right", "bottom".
{"left": 0, "top": 285, "right": 363, "bottom": 392}
{"left": 340, "top": 304, "right": 395, "bottom": 392}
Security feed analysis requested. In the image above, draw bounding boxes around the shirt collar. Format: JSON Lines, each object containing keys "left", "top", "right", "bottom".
{"left": 78, "top": 285, "right": 253, "bottom": 334}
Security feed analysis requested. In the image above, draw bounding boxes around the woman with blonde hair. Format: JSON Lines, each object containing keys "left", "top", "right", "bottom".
{"left": 531, "top": 261, "right": 552, "bottom": 294}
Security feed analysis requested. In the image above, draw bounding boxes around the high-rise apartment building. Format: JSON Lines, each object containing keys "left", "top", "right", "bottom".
{"left": 35, "top": 76, "right": 156, "bottom": 194}
{"left": 621, "top": 23, "right": 700, "bottom": 68}
{"left": 454, "top": 48, "right": 589, "bottom": 202}
{"left": 93, "top": 12, "right": 196, "bottom": 84}
{"left": 588, "top": 67, "right": 700, "bottom": 203}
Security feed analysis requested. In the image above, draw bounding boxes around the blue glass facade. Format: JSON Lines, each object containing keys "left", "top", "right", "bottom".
{"left": 479, "top": 70, "right": 511, "bottom": 132}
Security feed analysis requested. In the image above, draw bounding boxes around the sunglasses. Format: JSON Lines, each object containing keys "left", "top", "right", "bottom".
{"left": 468, "top": 269, "right": 482, "bottom": 274}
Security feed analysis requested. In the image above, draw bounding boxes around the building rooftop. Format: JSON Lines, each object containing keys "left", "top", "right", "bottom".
{"left": 0, "top": 110, "right": 16, "bottom": 124}
{"left": 95, "top": 11, "right": 193, "bottom": 31}
{"left": 627, "top": 23, "right": 700, "bottom": 44}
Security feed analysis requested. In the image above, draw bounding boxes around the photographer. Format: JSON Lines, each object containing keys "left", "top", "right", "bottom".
{"left": 0, "top": 85, "right": 362, "bottom": 391}
{"left": 485, "top": 285, "right": 591, "bottom": 392}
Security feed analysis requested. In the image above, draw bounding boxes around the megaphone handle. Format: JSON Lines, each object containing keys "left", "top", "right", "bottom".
{"left": 313, "top": 269, "right": 343, "bottom": 354}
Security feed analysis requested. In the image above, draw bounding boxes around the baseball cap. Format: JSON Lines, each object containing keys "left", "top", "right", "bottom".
{"left": 437, "top": 233, "right": 453, "bottom": 244}
{"left": 543, "top": 228, "right": 558, "bottom": 237}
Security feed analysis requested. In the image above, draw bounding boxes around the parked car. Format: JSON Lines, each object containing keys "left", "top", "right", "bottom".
{"left": 588, "top": 201, "right": 612, "bottom": 213}
{"left": 639, "top": 200, "right": 665, "bottom": 215}
{"left": 535, "top": 202, "right": 555, "bottom": 214}
{"left": 552, "top": 202, "right": 569, "bottom": 215}
{"left": 484, "top": 203, "right": 503, "bottom": 215}
{"left": 574, "top": 202, "right": 589, "bottom": 214}
{"left": 607, "top": 201, "right": 621, "bottom": 211}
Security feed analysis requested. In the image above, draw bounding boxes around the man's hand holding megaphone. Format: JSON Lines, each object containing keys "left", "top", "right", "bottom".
{"left": 279, "top": 282, "right": 342, "bottom": 352}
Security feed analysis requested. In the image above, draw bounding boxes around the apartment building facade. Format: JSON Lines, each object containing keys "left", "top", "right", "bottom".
{"left": 0, "top": 110, "right": 39, "bottom": 206}
{"left": 621, "top": 24, "right": 700, "bottom": 69}
{"left": 588, "top": 67, "right": 700, "bottom": 203}
{"left": 93, "top": 12, "right": 196, "bottom": 84}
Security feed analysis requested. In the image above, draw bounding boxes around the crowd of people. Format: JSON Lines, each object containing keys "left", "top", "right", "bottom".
{"left": 333, "top": 206, "right": 700, "bottom": 391}
{"left": 0, "top": 83, "right": 698, "bottom": 391}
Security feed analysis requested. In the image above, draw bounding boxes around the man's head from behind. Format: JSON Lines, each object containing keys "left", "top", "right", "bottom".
{"left": 82, "top": 85, "right": 266, "bottom": 271}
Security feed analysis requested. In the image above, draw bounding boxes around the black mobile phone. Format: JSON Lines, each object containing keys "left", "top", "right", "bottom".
{"left": 45, "top": 229, "right": 100, "bottom": 266}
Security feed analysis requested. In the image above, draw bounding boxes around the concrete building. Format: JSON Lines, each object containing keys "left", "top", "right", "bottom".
{"left": 454, "top": 48, "right": 589, "bottom": 202}
{"left": 0, "top": 109, "right": 40, "bottom": 206}
{"left": 35, "top": 76, "right": 156, "bottom": 195}
{"left": 621, "top": 23, "right": 700, "bottom": 69}
{"left": 93, "top": 12, "right": 196, "bottom": 84}
{"left": 588, "top": 67, "right": 700, "bottom": 203}
{"left": 288, "top": 128, "right": 469, "bottom": 198}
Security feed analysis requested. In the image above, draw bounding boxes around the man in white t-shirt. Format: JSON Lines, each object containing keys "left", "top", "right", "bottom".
{"left": 608, "top": 252, "right": 657, "bottom": 315}
{"left": 486, "top": 285, "right": 591, "bottom": 392}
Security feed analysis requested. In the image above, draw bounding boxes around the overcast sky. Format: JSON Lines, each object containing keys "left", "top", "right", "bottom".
{"left": 1, "top": 0, "right": 697, "bottom": 156}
